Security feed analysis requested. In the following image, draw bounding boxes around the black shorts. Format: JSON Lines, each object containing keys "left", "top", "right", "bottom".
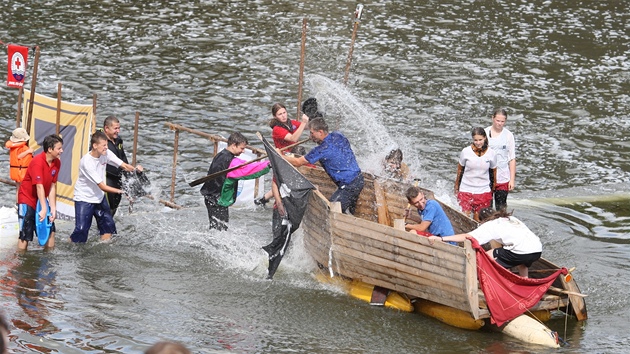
{"left": 493, "top": 248, "right": 541, "bottom": 268}
{"left": 18, "top": 204, "right": 56, "bottom": 242}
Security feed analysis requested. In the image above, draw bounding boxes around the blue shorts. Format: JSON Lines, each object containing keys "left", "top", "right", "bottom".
{"left": 70, "top": 197, "right": 117, "bottom": 243}
{"left": 18, "top": 204, "right": 56, "bottom": 242}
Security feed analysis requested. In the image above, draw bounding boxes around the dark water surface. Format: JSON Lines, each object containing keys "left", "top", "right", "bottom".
{"left": 1, "top": 0, "right": 629, "bottom": 352}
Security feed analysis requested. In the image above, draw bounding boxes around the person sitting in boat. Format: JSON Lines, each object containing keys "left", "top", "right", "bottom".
{"left": 256, "top": 102, "right": 311, "bottom": 207}
{"left": 404, "top": 186, "right": 457, "bottom": 245}
{"left": 382, "top": 148, "right": 409, "bottom": 180}
{"left": 428, "top": 208, "right": 542, "bottom": 278}
{"left": 283, "top": 117, "right": 364, "bottom": 215}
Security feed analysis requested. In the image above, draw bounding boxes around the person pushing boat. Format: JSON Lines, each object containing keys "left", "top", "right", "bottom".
{"left": 283, "top": 117, "right": 364, "bottom": 215}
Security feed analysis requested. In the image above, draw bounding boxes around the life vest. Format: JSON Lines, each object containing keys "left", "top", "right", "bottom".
{"left": 5, "top": 140, "right": 32, "bottom": 183}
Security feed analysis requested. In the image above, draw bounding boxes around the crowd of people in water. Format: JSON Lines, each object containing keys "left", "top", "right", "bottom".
{"left": 4, "top": 100, "right": 540, "bottom": 350}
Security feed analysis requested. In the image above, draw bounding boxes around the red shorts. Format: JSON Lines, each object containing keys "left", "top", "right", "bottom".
{"left": 457, "top": 191, "right": 493, "bottom": 213}
{"left": 495, "top": 182, "right": 509, "bottom": 191}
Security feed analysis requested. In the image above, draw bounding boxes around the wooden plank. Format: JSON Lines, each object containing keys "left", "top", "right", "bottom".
{"left": 329, "top": 256, "right": 470, "bottom": 311}
{"left": 536, "top": 258, "right": 587, "bottom": 321}
{"left": 331, "top": 231, "right": 467, "bottom": 283}
{"left": 331, "top": 214, "right": 467, "bottom": 269}
{"left": 373, "top": 180, "right": 390, "bottom": 226}
{"left": 463, "top": 239, "right": 481, "bottom": 319}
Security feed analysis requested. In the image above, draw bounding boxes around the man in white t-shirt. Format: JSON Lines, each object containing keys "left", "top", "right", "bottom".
{"left": 428, "top": 208, "right": 542, "bottom": 278}
{"left": 70, "top": 131, "right": 137, "bottom": 243}
{"left": 485, "top": 108, "right": 516, "bottom": 211}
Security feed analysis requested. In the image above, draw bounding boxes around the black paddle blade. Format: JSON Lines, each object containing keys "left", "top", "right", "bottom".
{"left": 302, "top": 97, "right": 319, "bottom": 118}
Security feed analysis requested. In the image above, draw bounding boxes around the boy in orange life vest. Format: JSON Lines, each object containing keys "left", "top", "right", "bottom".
{"left": 5, "top": 128, "right": 34, "bottom": 204}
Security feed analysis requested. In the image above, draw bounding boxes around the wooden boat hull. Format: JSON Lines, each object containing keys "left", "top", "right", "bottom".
{"left": 299, "top": 167, "right": 587, "bottom": 326}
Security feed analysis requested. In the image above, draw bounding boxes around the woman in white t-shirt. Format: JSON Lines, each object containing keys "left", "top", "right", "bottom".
{"left": 428, "top": 208, "right": 542, "bottom": 278}
{"left": 455, "top": 127, "right": 497, "bottom": 221}
{"left": 485, "top": 108, "right": 516, "bottom": 211}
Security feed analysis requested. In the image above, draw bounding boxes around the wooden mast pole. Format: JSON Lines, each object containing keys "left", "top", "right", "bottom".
{"left": 296, "top": 18, "right": 307, "bottom": 121}
{"left": 25, "top": 46, "right": 40, "bottom": 135}
{"left": 343, "top": 4, "right": 364, "bottom": 86}
{"left": 55, "top": 82, "right": 62, "bottom": 135}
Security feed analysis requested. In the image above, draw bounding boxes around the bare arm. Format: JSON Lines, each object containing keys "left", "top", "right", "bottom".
{"left": 282, "top": 114, "right": 310, "bottom": 142}
{"left": 454, "top": 164, "right": 464, "bottom": 194}
{"left": 271, "top": 180, "right": 285, "bottom": 217}
{"left": 509, "top": 158, "right": 516, "bottom": 190}
{"left": 428, "top": 233, "right": 472, "bottom": 244}
{"left": 36, "top": 184, "right": 47, "bottom": 222}
{"left": 405, "top": 220, "right": 431, "bottom": 232}
{"left": 282, "top": 153, "right": 309, "bottom": 167}
{"left": 97, "top": 182, "right": 123, "bottom": 195}
{"left": 48, "top": 183, "right": 57, "bottom": 222}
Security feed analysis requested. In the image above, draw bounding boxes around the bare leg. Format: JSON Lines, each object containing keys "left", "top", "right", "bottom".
{"left": 517, "top": 264, "right": 528, "bottom": 278}
{"left": 100, "top": 233, "right": 112, "bottom": 241}
{"left": 44, "top": 232, "right": 55, "bottom": 250}
{"left": 485, "top": 248, "right": 494, "bottom": 258}
{"left": 17, "top": 239, "right": 28, "bottom": 252}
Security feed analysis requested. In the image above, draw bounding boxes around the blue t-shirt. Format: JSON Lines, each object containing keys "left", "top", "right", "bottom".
{"left": 419, "top": 199, "right": 455, "bottom": 237}
{"left": 305, "top": 131, "right": 361, "bottom": 186}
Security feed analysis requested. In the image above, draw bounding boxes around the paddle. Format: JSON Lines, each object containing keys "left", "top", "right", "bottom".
{"left": 35, "top": 200, "right": 53, "bottom": 246}
{"left": 188, "top": 137, "right": 310, "bottom": 187}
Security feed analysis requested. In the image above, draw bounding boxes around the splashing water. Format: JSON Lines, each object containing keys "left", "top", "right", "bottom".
{"left": 306, "top": 74, "right": 400, "bottom": 175}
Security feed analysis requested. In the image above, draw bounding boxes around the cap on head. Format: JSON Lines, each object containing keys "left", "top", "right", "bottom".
{"left": 10, "top": 128, "right": 30, "bottom": 143}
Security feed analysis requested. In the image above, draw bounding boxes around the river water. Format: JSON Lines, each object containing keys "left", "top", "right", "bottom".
{"left": 0, "top": 0, "right": 629, "bottom": 353}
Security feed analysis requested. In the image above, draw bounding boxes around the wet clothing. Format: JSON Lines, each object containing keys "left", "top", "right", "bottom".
{"left": 271, "top": 120, "right": 302, "bottom": 152}
{"left": 17, "top": 152, "right": 61, "bottom": 210}
{"left": 305, "top": 131, "right": 364, "bottom": 213}
{"left": 103, "top": 132, "right": 129, "bottom": 214}
{"left": 70, "top": 150, "right": 124, "bottom": 242}
{"left": 74, "top": 150, "right": 124, "bottom": 203}
{"left": 200, "top": 148, "right": 270, "bottom": 230}
{"left": 469, "top": 216, "right": 542, "bottom": 268}
{"left": 18, "top": 203, "right": 56, "bottom": 242}
{"left": 418, "top": 199, "right": 455, "bottom": 237}
{"left": 6, "top": 140, "right": 32, "bottom": 183}
{"left": 70, "top": 198, "right": 117, "bottom": 243}
{"left": 485, "top": 126, "right": 516, "bottom": 211}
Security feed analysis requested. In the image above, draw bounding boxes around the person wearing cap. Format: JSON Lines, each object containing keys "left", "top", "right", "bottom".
{"left": 101, "top": 115, "right": 143, "bottom": 216}
{"left": 5, "top": 127, "right": 34, "bottom": 204}
{"left": 17, "top": 134, "right": 64, "bottom": 251}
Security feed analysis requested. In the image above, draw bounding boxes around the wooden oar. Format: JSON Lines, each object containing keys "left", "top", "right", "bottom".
{"left": 188, "top": 137, "right": 310, "bottom": 187}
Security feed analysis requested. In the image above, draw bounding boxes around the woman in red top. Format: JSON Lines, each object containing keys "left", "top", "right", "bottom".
{"left": 256, "top": 103, "right": 310, "bottom": 206}
{"left": 270, "top": 103, "right": 310, "bottom": 152}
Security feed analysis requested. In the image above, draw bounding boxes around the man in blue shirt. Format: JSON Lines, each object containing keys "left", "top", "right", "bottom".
{"left": 405, "top": 186, "right": 457, "bottom": 245}
{"left": 283, "top": 117, "right": 364, "bottom": 214}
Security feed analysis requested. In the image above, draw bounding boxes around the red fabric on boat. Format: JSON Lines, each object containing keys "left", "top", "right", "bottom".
{"left": 470, "top": 238, "right": 567, "bottom": 326}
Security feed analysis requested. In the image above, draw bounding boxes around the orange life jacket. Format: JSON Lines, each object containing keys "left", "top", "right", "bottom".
{"left": 5, "top": 140, "right": 32, "bottom": 183}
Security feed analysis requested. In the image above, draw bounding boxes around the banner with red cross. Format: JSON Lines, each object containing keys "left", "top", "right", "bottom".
{"left": 7, "top": 44, "right": 29, "bottom": 88}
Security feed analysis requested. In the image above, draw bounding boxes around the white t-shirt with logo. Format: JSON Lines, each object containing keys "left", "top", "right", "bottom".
{"left": 485, "top": 126, "right": 516, "bottom": 184}
{"left": 74, "top": 150, "right": 123, "bottom": 203}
